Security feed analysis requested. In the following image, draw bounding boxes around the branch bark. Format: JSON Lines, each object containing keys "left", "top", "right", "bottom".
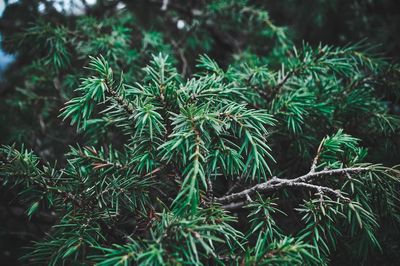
{"left": 217, "top": 167, "right": 369, "bottom": 208}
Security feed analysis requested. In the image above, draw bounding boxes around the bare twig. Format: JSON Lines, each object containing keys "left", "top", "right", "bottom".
{"left": 217, "top": 167, "right": 369, "bottom": 206}
{"left": 289, "top": 182, "right": 350, "bottom": 201}
{"left": 224, "top": 174, "right": 246, "bottom": 196}
{"left": 310, "top": 141, "right": 324, "bottom": 173}
{"left": 171, "top": 40, "right": 188, "bottom": 77}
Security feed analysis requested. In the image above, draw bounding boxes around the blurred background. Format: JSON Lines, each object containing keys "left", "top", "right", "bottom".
{"left": 0, "top": 0, "right": 399, "bottom": 265}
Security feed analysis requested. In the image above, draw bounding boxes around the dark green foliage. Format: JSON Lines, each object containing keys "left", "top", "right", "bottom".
{"left": 1, "top": 0, "right": 400, "bottom": 265}
{"left": 1, "top": 53, "right": 400, "bottom": 264}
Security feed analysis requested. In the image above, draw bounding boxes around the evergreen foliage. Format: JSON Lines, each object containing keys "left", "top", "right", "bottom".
{"left": 1, "top": 0, "right": 400, "bottom": 265}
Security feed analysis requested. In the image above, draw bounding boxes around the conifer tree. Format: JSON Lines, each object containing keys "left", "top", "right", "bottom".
{"left": 1, "top": 0, "right": 400, "bottom": 265}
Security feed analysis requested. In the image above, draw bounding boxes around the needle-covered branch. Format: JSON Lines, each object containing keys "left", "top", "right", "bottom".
{"left": 1, "top": 44, "right": 399, "bottom": 265}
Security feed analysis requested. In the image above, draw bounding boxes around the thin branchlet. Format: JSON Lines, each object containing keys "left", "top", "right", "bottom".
{"left": 217, "top": 167, "right": 369, "bottom": 206}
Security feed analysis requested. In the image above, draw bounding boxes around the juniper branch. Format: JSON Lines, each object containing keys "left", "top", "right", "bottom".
{"left": 217, "top": 167, "right": 369, "bottom": 206}
{"left": 103, "top": 79, "right": 135, "bottom": 116}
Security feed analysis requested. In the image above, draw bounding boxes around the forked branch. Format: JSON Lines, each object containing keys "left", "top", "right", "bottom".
{"left": 217, "top": 167, "right": 369, "bottom": 209}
